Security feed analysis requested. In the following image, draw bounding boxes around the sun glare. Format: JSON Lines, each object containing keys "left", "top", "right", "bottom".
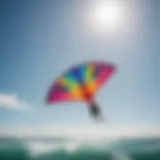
{"left": 88, "top": 1, "right": 123, "bottom": 32}
{"left": 95, "top": 3, "right": 119, "bottom": 26}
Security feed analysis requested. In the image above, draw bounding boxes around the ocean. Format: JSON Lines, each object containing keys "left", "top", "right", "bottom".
{"left": 0, "top": 136, "right": 160, "bottom": 160}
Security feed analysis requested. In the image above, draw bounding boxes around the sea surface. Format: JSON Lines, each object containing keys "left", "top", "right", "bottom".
{"left": 0, "top": 136, "right": 160, "bottom": 160}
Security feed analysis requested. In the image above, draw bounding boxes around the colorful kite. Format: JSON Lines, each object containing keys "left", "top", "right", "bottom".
{"left": 46, "top": 61, "right": 116, "bottom": 121}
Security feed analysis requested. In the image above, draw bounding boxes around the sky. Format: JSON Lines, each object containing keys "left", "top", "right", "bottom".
{"left": 0, "top": 0, "right": 159, "bottom": 127}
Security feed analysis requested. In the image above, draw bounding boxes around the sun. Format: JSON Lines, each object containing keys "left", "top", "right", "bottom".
{"left": 88, "top": 1, "right": 123, "bottom": 32}
{"left": 95, "top": 2, "right": 120, "bottom": 26}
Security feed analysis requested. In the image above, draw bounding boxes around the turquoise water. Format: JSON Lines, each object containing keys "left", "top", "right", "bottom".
{"left": 0, "top": 137, "right": 160, "bottom": 160}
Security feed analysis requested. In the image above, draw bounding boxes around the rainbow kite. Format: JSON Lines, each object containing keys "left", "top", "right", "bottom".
{"left": 46, "top": 61, "right": 116, "bottom": 120}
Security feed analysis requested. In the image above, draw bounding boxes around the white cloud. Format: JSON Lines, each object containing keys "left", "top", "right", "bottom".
{"left": 0, "top": 124, "right": 159, "bottom": 140}
{"left": 0, "top": 93, "right": 30, "bottom": 110}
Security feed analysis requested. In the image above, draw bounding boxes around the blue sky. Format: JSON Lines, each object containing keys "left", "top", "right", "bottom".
{"left": 0, "top": 0, "right": 159, "bottom": 126}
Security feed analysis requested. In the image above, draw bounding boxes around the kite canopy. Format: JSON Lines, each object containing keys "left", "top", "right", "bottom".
{"left": 46, "top": 61, "right": 116, "bottom": 104}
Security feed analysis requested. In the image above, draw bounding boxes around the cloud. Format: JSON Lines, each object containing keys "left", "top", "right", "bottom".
{"left": 0, "top": 93, "right": 30, "bottom": 110}
{"left": 0, "top": 124, "right": 159, "bottom": 140}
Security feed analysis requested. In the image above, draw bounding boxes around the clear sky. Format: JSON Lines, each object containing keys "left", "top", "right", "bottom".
{"left": 0, "top": 0, "right": 159, "bottom": 126}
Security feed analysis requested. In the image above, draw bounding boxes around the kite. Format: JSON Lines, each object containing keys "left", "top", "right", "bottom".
{"left": 46, "top": 61, "right": 116, "bottom": 121}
